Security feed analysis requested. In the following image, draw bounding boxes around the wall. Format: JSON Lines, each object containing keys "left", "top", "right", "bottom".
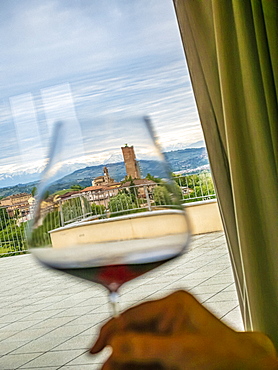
{"left": 184, "top": 199, "right": 223, "bottom": 235}
{"left": 49, "top": 201, "right": 223, "bottom": 249}
{"left": 50, "top": 210, "right": 189, "bottom": 249}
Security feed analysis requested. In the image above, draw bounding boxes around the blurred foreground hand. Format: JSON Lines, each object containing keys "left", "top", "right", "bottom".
{"left": 91, "top": 291, "right": 277, "bottom": 370}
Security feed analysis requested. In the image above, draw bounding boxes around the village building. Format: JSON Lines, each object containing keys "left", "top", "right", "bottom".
{"left": 0, "top": 193, "right": 32, "bottom": 218}
{"left": 81, "top": 185, "right": 120, "bottom": 207}
{"left": 80, "top": 166, "right": 121, "bottom": 207}
{"left": 54, "top": 191, "right": 81, "bottom": 203}
{"left": 120, "top": 178, "right": 157, "bottom": 198}
{"left": 39, "top": 196, "right": 58, "bottom": 218}
{"left": 92, "top": 166, "right": 116, "bottom": 187}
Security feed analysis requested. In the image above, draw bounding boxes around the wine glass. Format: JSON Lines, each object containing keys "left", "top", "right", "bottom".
{"left": 28, "top": 115, "right": 190, "bottom": 316}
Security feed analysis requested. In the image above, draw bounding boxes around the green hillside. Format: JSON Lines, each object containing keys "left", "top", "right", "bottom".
{"left": 0, "top": 147, "right": 209, "bottom": 197}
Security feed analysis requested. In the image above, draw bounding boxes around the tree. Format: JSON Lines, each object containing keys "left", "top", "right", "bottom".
{"left": 177, "top": 173, "right": 216, "bottom": 202}
{"left": 0, "top": 208, "right": 27, "bottom": 254}
{"left": 91, "top": 203, "right": 106, "bottom": 216}
{"left": 153, "top": 183, "right": 182, "bottom": 206}
{"left": 153, "top": 186, "right": 172, "bottom": 206}
{"left": 171, "top": 181, "right": 183, "bottom": 201}
{"left": 0, "top": 208, "right": 9, "bottom": 229}
{"left": 146, "top": 173, "right": 161, "bottom": 183}
{"left": 109, "top": 193, "right": 134, "bottom": 216}
{"left": 31, "top": 187, "right": 37, "bottom": 197}
{"left": 43, "top": 190, "right": 50, "bottom": 200}
{"left": 30, "top": 210, "right": 61, "bottom": 248}
{"left": 129, "top": 178, "right": 139, "bottom": 203}
{"left": 70, "top": 184, "right": 84, "bottom": 190}
{"left": 62, "top": 196, "right": 91, "bottom": 223}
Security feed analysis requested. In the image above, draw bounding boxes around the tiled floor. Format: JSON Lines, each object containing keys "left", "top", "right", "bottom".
{"left": 0, "top": 231, "right": 243, "bottom": 369}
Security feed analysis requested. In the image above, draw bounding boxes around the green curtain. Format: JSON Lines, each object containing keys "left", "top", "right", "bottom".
{"left": 174, "top": 0, "right": 278, "bottom": 348}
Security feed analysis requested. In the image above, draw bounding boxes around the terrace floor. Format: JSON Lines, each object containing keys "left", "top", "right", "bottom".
{"left": 0, "top": 231, "right": 243, "bottom": 369}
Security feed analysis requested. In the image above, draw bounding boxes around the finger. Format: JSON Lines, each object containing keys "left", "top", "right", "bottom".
{"left": 101, "top": 358, "right": 112, "bottom": 370}
{"left": 100, "top": 354, "right": 120, "bottom": 370}
{"left": 101, "top": 354, "right": 161, "bottom": 370}
{"left": 91, "top": 295, "right": 171, "bottom": 353}
{"left": 102, "top": 360, "right": 162, "bottom": 370}
{"left": 101, "top": 354, "right": 134, "bottom": 370}
{"left": 91, "top": 316, "right": 121, "bottom": 354}
{"left": 91, "top": 290, "right": 229, "bottom": 354}
{"left": 107, "top": 332, "right": 192, "bottom": 368}
{"left": 121, "top": 290, "right": 231, "bottom": 337}
{"left": 120, "top": 290, "right": 226, "bottom": 333}
{"left": 123, "top": 291, "right": 190, "bottom": 322}
{"left": 91, "top": 293, "right": 180, "bottom": 353}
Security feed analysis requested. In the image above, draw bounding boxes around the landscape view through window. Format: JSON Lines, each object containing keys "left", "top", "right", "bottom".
{"left": 0, "top": 0, "right": 214, "bottom": 255}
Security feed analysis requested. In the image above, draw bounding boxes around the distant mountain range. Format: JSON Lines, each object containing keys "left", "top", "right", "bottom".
{"left": 164, "top": 140, "right": 205, "bottom": 151}
{"left": 0, "top": 147, "right": 209, "bottom": 198}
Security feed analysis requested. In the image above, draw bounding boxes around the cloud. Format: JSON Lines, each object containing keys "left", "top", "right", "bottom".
{"left": 0, "top": 0, "right": 182, "bottom": 97}
{"left": 0, "top": 0, "right": 204, "bottom": 187}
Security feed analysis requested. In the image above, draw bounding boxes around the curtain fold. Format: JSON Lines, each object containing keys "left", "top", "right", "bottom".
{"left": 174, "top": 0, "right": 278, "bottom": 348}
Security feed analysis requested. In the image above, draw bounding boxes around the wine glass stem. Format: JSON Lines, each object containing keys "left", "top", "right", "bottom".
{"left": 109, "top": 291, "right": 120, "bottom": 317}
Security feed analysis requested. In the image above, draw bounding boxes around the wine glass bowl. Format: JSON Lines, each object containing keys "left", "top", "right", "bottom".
{"left": 28, "top": 116, "right": 190, "bottom": 315}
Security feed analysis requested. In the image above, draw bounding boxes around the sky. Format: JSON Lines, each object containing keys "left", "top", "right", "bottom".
{"left": 0, "top": 0, "right": 204, "bottom": 187}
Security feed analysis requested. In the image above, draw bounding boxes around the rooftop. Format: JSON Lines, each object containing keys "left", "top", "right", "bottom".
{"left": 1, "top": 193, "right": 31, "bottom": 200}
{"left": 0, "top": 231, "right": 243, "bottom": 369}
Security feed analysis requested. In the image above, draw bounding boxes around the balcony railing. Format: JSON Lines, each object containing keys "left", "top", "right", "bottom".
{"left": 0, "top": 207, "right": 28, "bottom": 256}
{"left": 174, "top": 172, "right": 216, "bottom": 203}
{"left": 56, "top": 183, "right": 176, "bottom": 222}
{"left": 0, "top": 172, "right": 216, "bottom": 256}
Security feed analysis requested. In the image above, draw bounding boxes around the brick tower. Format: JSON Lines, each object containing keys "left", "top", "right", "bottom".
{"left": 121, "top": 145, "right": 141, "bottom": 179}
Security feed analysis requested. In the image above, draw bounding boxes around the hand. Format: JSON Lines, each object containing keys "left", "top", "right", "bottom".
{"left": 91, "top": 291, "right": 277, "bottom": 369}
